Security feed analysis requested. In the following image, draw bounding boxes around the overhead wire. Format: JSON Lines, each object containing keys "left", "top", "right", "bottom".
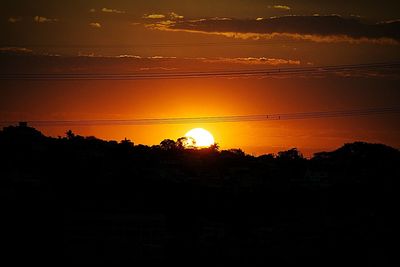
{"left": 1, "top": 62, "right": 399, "bottom": 80}
{"left": 1, "top": 107, "right": 399, "bottom": 127}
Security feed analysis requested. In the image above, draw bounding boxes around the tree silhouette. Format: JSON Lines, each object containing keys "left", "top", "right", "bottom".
{"left": 66, "top": 130, "right": 75, "bottom": 140}
{"left": 277, "top": 148, "right": 303, "bottom": 160}
{"left": 210, "top": 142, "right": 220, "bottom": 151}
{"left": 160, "top": 139, "right": 176, "bottom": 150}
{"left": 177, "top": 136, "right": 197, "bottom": 149}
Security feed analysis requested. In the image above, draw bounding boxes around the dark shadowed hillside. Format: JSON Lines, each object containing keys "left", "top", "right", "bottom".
{"left": 1, "top": 124, "right": 399, "bottom": 265}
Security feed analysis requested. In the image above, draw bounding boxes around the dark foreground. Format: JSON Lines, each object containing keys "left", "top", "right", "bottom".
{"left": 1, "top": 124, "right": 399, "bottom": 265}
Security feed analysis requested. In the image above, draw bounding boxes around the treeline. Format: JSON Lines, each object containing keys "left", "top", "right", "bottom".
{"left": 1, "top": 123, "right": 399, "bottom": 188}
{"left": 1, "top": 123, "right": 399, "bottom": 265}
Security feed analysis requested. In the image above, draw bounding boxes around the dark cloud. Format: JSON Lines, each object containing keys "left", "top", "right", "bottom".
{"left": 0, "top": 47, "right": 32, "bottom": 54}
{"left": 150, "top": 15, "right": 400, "bottom": 44}
{"left": 0, "top": 53, "right": 307, "bottom": 78}
{"left": 8, "top": 17, "right": 22, "bottom": 23}
{"left": 1, "top": 53, "right": 397, "bottom": 80}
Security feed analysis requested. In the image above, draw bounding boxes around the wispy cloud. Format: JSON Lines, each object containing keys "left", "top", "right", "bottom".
{"left": 34, "top": 16, "right": 58, "bottom": 23}
{"left": 147, "top": 15, "right": 400, "bottom": 45}
{"left": 8, "top": 17, "right": 22, "bottom": 23}
{"left": 78, "top": 52, "right": 96, "bottom": 57}
{"left": 378, "top": 19, "right": 400, "bottom": 24}
{"left": 169, "top": 12, "right": 184, "bottom": 19}
{"left": 203, "top": 57, "right": 301, "bottom": 65}
{"left": 143, "top": 12, "right": 184, "bottom": 20}
{"left": 147, "top": 56, "right": 177, "bottom": 59}
{"left": 143, "top": 14, "right": 166, "bottom": 19}
{"left": 269, "top": 5, "right": 291, "bottom": 11}
{"left": 101, "top": 7, "right": 125, "bottom": 14}
{"left": 0, "top": 47, "right": 32, "bottom": 53}
{"left": 2, "top": 54, "right": 396, "bottom": 80}
{"left": 89, "top": 22, "right": 101, "bottom": 28}
{"left": 139, "top": 67, "right": 178, "bottom": 71}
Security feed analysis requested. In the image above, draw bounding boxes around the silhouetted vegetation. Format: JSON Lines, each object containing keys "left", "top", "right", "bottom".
{"left": 1, "top": 124, "right": 399, "bottom": 265}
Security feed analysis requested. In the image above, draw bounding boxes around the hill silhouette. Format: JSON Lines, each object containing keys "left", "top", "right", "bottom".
{"left": 1, "top": 123, "right": 399, "bottom": 265}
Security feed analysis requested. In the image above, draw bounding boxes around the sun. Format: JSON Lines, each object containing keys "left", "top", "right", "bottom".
{"left": 185, "top": 128, "right": 215, "bottom": 148}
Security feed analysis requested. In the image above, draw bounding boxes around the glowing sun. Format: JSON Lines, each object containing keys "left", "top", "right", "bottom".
{"left": 185, "top": 128, "right": 215, "bottom": 148}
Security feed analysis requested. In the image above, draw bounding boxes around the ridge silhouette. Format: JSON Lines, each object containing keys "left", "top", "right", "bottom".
{"left": 1, "top": 123, "right": 398, "bottom": 265}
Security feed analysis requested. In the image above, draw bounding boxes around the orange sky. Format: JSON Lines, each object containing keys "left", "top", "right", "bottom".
{"left": 1, "top": 75, "right": 399, "bottom": 156}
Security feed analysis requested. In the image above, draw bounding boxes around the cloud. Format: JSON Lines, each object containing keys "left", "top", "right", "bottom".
{"left": 78, "top": 52, "right": 96, "bottom": 57}
{"left": 116, "top": 55, "right": 142, "bottom": 58}
{"left": 143, "top": 14, "right": 166, "bottom": 19}
{"left": 143, "top": 12, "right": 184, "bottom": 20}
{"left": 378, "top": 19, "right": 400, "bottom": 24}
{"left": 2, "top": 54, "right": 397, "bottom": 80}
{"left": 34, "top": 16, "right": 58, "bottom": 23}
{"left": 0, "top": 47, "right": 32, "bottom": 54}
{"left": 89, "top": 8, "right": 96, "bottom": 13}
{"left": 139, "top": 67, "right": 178, "bottom": 71}
{"left": 148, "top": 15, "right": 400, "bottom": 44}
{"left": 147, "top": 56, "right": 177, "bottom": 59}
{"left": 269, "top": 5, "right": 291, "bottom": 11}
{"left": 8, "top": 17, "right": 22, "bottom": 23}
{"left": 101, "top": 8, "right": 125, "bottom": 14}
{"left": 89, "top": 22, "right": 101, "bottom": 28}
{"left": 203, "top": 57, "right": 301, "bottom": 65}
{"left": 210, "top": 17, "right": 232, "bottom": 21}
{"left": 169, "top": 12, "right": 184, "bottom": 20}
{"left": 146, "top": 20, "right": 175, "bottom": 29}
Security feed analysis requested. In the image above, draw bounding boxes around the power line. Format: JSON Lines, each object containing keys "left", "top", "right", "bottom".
{"left": 1, "top": 107, "right": 399, "bottom": 127}
{"left": 1, "top": 62, "right": 399, "bottom": 80}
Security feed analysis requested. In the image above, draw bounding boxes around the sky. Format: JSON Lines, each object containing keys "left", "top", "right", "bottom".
{"left": 1, "top": 0, "right": 400, "bottom": 156}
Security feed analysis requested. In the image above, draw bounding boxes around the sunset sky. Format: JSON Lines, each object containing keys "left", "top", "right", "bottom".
{"left": 1, "top": 0, "right": 399, "bottom": 156}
